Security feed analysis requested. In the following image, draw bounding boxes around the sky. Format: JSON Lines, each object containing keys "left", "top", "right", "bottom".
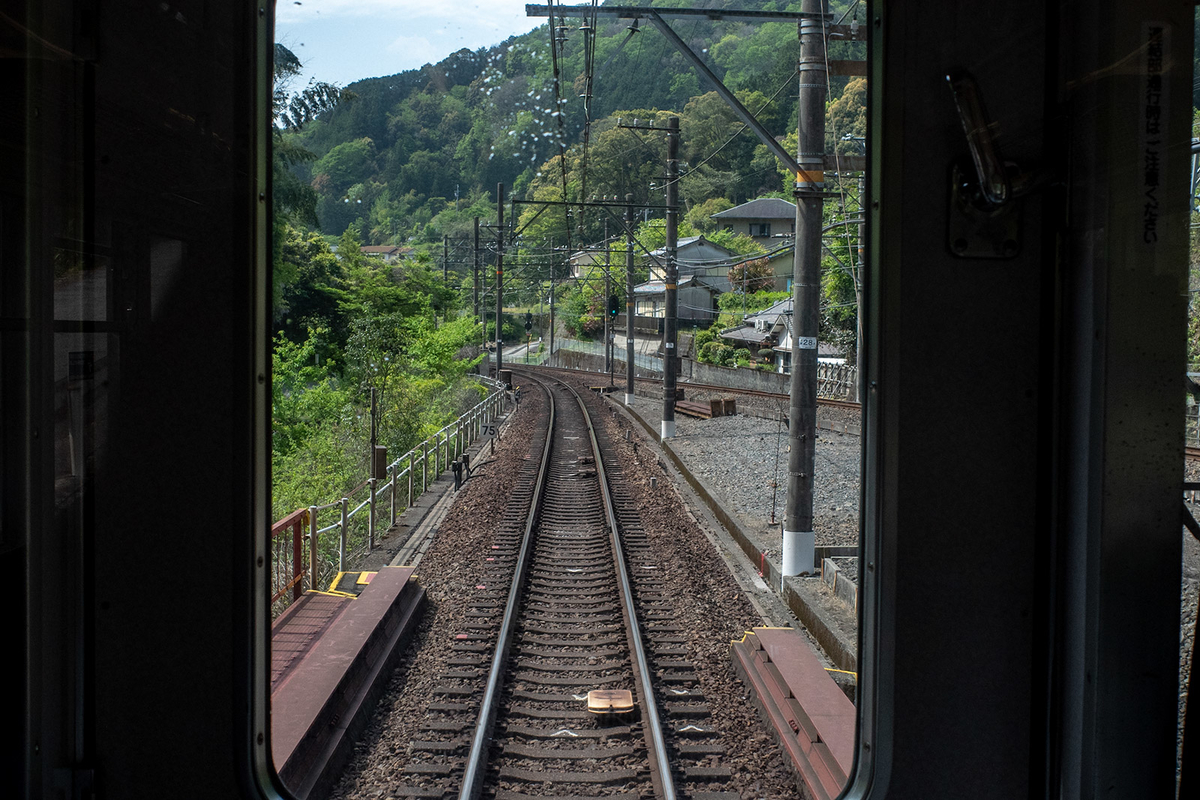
{"left": 275, "top": 0, "right": 547, "bottom": 89}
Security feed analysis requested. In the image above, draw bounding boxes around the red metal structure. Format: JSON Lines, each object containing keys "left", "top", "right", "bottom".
{"left": 271, "top": 509, "right": 310, "bottom": 607}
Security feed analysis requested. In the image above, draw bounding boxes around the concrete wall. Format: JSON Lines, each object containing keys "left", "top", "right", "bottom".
{"left": 549, "top": 347, "right": 856, "bottom": 400}
{"left": 683, "top": 359, "right": 790, "bottom": 392}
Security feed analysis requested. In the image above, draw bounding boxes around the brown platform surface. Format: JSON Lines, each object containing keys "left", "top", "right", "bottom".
{"left": 272, "top": 591, "right": 354, "bottom": 689}
{"left": 731, "top": 627, "right": 855, "bottom": 800}
{"left": 270, "top": 566, "right": 425, "bottom": 798}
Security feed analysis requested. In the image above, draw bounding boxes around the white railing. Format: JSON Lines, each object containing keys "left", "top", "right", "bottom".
{"left": 277, "top": 376, "right": 507, "bottom": 600}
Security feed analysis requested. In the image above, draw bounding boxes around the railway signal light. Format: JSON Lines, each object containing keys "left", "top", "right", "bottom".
{"left": 524, "top": 311, "right": 532, "bottom": 332}
{"left": 608, "top": 294, "right": 620, "bottom": 318}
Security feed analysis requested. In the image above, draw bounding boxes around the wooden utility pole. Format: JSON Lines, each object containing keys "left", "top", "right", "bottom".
{"left": 495, "top": 184, "right": 504, "bottom": 378}
{"left": 783, "top": 0, "right": 826, "bottom": 576}
{"left": 625, "top": 195, "right": 636, "bottom": 405}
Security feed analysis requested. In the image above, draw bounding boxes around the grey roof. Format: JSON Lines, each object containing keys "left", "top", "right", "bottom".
{"left": 726, "top": 242, "right": 794, "bottom": 269}
{"left": 745, "top": 297, "right": 794, "bottom": 326}
{"left": 648, "top": 235, "right": 735, "bottom": 259}
{"left": 711, "top": 197, "right": 798, "bottom": 220}
{"left": 720, "top": 326, "right": 772, "bottom": 345}
{"left": 633, "top": 275, "right": 713, "bottom": 296}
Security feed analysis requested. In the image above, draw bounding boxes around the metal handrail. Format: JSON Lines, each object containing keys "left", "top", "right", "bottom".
{"left": 270, "top": 375, "right": 507, "bottom": 612}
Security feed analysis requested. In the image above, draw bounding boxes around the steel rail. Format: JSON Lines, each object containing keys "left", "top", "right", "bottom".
{"left": 457, "top": 381, "right": 556, "bottom": 800}
{"left": 563, "top": 377, "right": 677, "bottom": 800}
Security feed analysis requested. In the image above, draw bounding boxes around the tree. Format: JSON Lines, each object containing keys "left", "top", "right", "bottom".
{"left": 826, "top": 77, "right": 867, "bottom": 153}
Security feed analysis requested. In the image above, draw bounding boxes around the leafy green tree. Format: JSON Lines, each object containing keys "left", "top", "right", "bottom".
{"left": 687, "top": 197, "right": 734, "bottom": 232}
{"left": 312, "top": 137, "right": 377, "bottom": 196}
{"left": 827, "top": 77, "right": 867, "bottom": 153}
{"left": 275, "top": 226, "right": 346, "bottom": 343}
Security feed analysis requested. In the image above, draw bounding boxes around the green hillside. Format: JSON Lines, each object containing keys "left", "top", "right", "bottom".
{"left": 280, "top": 0, "right": 865, "bottom": 247}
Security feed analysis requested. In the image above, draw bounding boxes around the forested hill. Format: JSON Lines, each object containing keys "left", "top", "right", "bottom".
{"left": 282, "top": 0, "right": 865, "bottom": 246}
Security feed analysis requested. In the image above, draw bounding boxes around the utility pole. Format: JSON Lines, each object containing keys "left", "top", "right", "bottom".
{"left": 783, "top": 0, "right": 826, "bottom": 577}
{"left": 625, "top": 194, "right": 636, "bottom": 405}
{"left": 370, "top": 387, "right": 378, "bottom": 461}
{"left": 443, "top": 234, "right": 449, "bottom": 282}
{"left": 856, "top": 175, "right": 865, "bottom": 403}
{"left": 473, "top": 216, "right": 481, "bottom": 336}
{"left": 496, "top": 184, "right": 504, "bottom": 378}
{"left": 603, "top": 217, "right": 611, "bottom": 375}
{"left": 662, "top": 116, "right": 679, "bottom": 439}
{"left": 549, "top": 238, "right": 556, "bottom": 357}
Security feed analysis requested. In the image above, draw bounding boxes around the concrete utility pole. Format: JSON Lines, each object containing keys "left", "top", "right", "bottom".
{"left": 783, "top": 0, "right": 827, "bottom": 577}
{"left": 625, "top": 194, "right": 636, "bottom": 405}
{"left": 473, "top": 217, "right": 481, "bottom": 334}
{"left": 496, "top": 184, "right": 505, "bottom": 378}
{"left": 549, "top": 238, "right": 556, "bottom": 357}
{"left": 662, "top": 116, "right": 680, "bottom": 439}
{"left": 856, "top": 175, "right": 865, "bottom": 403}
{"left": 603, "top": 217, "right": 611, "bottom": 374}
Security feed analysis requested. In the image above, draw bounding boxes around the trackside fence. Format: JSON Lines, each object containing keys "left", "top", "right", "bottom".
{"left": 1187, "top": 404, "right": 1200, "bottom": 449}
{"left": 270, "top": 376, "right": 506, "bottom": 616}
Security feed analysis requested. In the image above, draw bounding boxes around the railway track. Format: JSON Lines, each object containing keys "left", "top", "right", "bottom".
{"left": 396, "top": 372, "right": 735, "bottom": 800}
{"left": 523, "top": 363, "right": 862, "bottom": 411}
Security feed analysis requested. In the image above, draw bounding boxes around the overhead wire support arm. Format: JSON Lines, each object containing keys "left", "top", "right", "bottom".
{"left": 525, "top": 4, "right": 831, "bottom": 25}
{"left": 642, "top": 11, "right": 801, "bottom": 177}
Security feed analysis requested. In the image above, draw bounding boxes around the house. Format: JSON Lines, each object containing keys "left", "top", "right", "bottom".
{"left": 633, "top": 274, "right": 721, "bottom": 323}
{"left": 727, "top": 242, "right": 795, "bottom": 292}
{"left": 360, "top": 245, "right": 407, "bottom": 263}
{"left": 711, "top": 197, "right": 797, "bottom": 241}
{"left": 567, "top": 236, "right": 621, "bottom": 279}
{"left": 642, "top": 235, "right": 740, "bottom": 295}
{"left": 719, "top": 296, "right": 844, "bottom": 372}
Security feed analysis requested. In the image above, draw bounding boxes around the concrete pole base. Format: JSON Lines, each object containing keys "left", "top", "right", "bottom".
{"left": 625, "top": 393, "right": 635, "bottom": 406}
{"left": 661, "top": 419, "right": 676, "bottom": 439}
{"left": 782, "top": 529, "right": 815, "bottom": 576}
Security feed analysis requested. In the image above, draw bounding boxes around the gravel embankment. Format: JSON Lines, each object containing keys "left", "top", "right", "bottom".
{"left": 327, "top": 388, "right": 546, "bottom": 800}
{"left": 327, "top": 377, "right": 803, "bottom": 799}
{"left": 627, "top": 395, "right": 861, "bottom": 561}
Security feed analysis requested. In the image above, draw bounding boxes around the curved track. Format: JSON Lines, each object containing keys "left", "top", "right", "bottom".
{"left": 397, "top": 372, "right": 743, "bottom": 800}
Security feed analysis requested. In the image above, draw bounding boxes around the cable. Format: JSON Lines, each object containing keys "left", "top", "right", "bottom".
{"left": 671, "top": 67, "right": 801, "bottom": 189}
{"left": 546, "top": 0, "right": 574, "bottom": 259}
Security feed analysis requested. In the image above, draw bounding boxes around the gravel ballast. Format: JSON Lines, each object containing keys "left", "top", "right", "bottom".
{"left": 324, "top": 377, "right": 804, "bottom": 799}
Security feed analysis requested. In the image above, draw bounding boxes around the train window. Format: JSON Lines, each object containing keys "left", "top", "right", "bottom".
{"left": 8, "top": 0, "right": 269, "bottom": 797}
{"left": 267, "top": 3, "right": 869, "bottom": 799}
{"left": 15, "top": 1, "right": 1192, "bottom": 799}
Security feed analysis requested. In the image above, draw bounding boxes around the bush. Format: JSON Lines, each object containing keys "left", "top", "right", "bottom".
{"left": 693, "top": 328, "right": 717, "bottom": 351}
{"left": 697, "top": 341, "right": 722, "bottom": 364}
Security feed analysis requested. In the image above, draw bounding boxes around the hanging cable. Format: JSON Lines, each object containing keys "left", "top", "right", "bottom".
{"left": 546, "top": 0, "right": 574, "bottom": 260}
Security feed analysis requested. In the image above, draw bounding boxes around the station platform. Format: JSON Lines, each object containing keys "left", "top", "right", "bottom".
{"left": 731, "top": 627, "right": 855, "bottom": 800}
{"left": 271, "top": 566, "right": 426, "bottom": 799}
